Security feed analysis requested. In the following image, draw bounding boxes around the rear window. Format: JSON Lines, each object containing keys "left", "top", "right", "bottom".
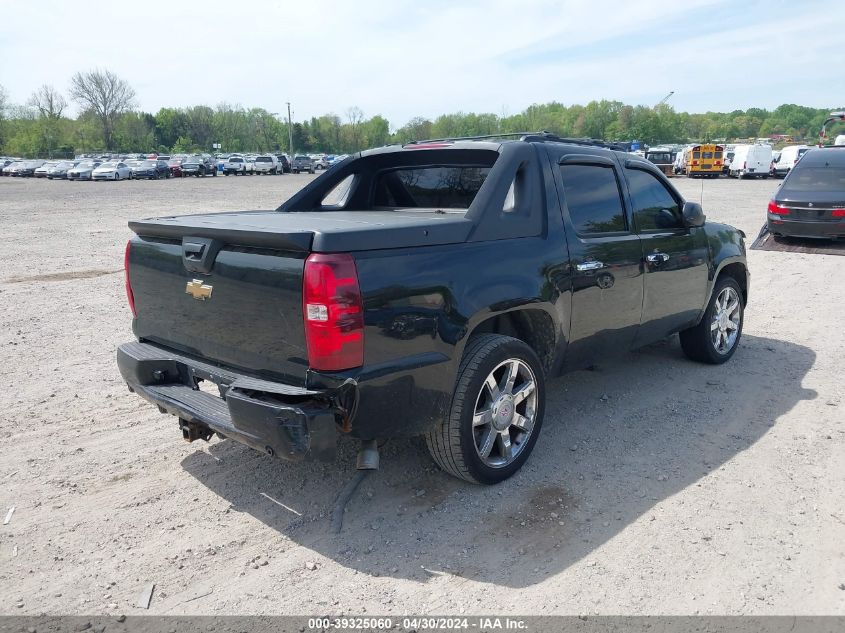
{"left": 783, "top": 162, "right": 845, "bottom": 192}
{"left": 256, "top": 157, "right": 272, "bottom": 162}
{"left": 702, "top": 151, "right": 714, "bottom": 159}
{"left": 373, "top": 166, "right": 491, "bottom": 209}
{"left": 229, "top": 157, "right": 243, "bottom": 163}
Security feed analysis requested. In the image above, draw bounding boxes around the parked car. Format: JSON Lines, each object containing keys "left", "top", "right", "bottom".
{"left": 291, "top": 155, "right": 315, "bottom": 174}
{"left": 131, "top": 159, "right": 170, "bottom": 180}
{"left": 275, "top": 154, "right": 291, "bottom": 173}
{"left": 34, "top": 161, "right": 58, "bottom": 178}
{"left": 729, "top": 144, "right": 772, "bottom": 179}
{"left": 167, "top": 159, "right": 183, "bottom": 178}
{"left": 244, "top": 156, "right": 256, "bottom": 174}
{"left": 119, "top": 133, "right": 749, "bottom": 484}
{"left": 16, "top": 160, "right": 47, "bottom": 177}
{"left": 223, "top": 155, "right": 247, "bottom": 175}
{"left": 46, "top": 161, "right": 79, "bottom": 179}
{"left": 92, "top": 161, "right": 133, "bottom": 181}
{"left": 180, "top": 155, "right": 217, "bottom": 177}
{"left": 253, "top": 155, "right": 278, "bottom": 175}
{"left": 772, "top": 145, "right": 811, "bottom": 178}
{"left": 67, "top": 160, "right": 102, "bottom": 181}
{"left": 767, "top": 147, "right": 845, "bottom": 239}
{"left": 313, "top": 155, "right": 329, "bottom": 170}
{"left": 0, "top": 159, "right": 15, "bottom": 175}
{"left": 4, "top": 160, "right": 27, "bottom": 176}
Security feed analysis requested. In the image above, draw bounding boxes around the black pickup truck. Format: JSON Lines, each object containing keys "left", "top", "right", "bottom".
{"left": 118, "top": 134, "right": 749, "bottom": 484}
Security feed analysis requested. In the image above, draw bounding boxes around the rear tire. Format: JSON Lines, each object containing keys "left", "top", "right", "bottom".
{"left": 680, "top": 276, "right": 744, "bottom": 364}
{"left": 425, "top": 334, "right": 545, "bottom": 484}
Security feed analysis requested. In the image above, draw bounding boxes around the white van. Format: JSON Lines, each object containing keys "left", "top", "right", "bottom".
{"left": 772, "top": 145, "right": 810, "bottom": 178}
{"left": 673, "top": 146, "right": 691, "bottom": 174}
{"left": 729, "top": 144, "right": 772, "bottom": 179}
{"left": 834, "top": 135, "right": 845, "bottom": 146}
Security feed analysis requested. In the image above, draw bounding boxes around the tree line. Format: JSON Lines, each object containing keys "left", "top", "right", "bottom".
{"left": 0, "top": 69, "right": 841, "bottom": 158}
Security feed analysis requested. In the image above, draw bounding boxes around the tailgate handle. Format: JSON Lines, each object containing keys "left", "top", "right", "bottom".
{"left": 183, "top": 242, "right": 205, "bottom": 260}
{"left": 182, "top": 237, "right": 223, "bottom": 274}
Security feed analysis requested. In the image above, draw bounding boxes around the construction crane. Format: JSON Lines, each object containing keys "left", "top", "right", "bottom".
{"left": 655, "top": 91, "right": 674, "bottom": 108}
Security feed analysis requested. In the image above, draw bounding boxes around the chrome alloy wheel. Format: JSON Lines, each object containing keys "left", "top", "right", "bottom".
{"left": 710, "top": 286, "right": 741, "bottom": 354}
{"left": 472, "top": 358, "right": 538, "bottom": 468}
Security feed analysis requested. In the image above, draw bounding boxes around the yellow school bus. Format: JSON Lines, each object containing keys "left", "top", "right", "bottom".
{"left": 685, "top": 144, "right": 724, "bottom": 178}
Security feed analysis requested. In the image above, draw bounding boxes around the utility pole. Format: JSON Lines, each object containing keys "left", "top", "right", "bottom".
{"left": 286, "top": 102, "right": 294, "bottom": 157}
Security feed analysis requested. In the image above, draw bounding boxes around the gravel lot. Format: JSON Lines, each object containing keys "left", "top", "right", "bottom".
{"left": 0, "top": 173, "right": 842, "bottom": 616}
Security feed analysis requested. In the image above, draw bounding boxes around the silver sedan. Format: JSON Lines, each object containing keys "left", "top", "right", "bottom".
{"left": 92, "top": 161, "right": 133, "bottom": 181}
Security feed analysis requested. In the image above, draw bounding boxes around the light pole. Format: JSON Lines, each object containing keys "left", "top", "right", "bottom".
{"left": 286, "top": 102, "right": 294, "bottom": 157}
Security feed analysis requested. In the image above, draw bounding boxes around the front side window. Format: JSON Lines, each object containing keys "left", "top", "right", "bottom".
{"left": 625, "top": 168, "right": 683, "bottom": 231}
{"left": 559, "top": 164, "right": 627, "bottom": 234}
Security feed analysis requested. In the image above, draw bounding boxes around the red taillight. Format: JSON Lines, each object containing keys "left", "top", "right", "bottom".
{"left": 124, "top": 240, "right": 137, "bottom": 317}
{"left": 767, "top": 200, "right": 789, "bottom": 216}
{"left": 715, "top": 160, "right": 721, "bottom": 165}
{"left": 692, "top": 160, "right": 699, "bottom": 166}
{"left": 302, "top": 253, "right": 364, "bottom": 371}
{"left": 832, "top": 209, "right": 845, "bottom": 218}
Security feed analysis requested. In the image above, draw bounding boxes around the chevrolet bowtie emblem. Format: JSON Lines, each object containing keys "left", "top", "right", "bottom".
{"left": 185, "top": 279, "right": 213, "bottom": 301}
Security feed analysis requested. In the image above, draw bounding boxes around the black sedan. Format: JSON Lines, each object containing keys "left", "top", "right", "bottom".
{"left": 767, "top": 148, "right": 845, "bottom": 239}
{"left": 47, "top": 161, "right": 80, "bottom": 179}
{"left": 131, "top": 159, "right": 171, "bottom": 180}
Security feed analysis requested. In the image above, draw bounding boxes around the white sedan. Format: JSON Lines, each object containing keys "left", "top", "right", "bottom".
{"left": 92, "top": 161, "right": 133, "bottom": 181}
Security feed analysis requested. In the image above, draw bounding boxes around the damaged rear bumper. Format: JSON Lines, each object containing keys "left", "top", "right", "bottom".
{"left": 117, "top": 341, "right": 344, "bottom": 461}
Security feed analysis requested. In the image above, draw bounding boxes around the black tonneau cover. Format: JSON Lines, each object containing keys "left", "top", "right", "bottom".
{"left": 129, "top": 209, "right": 474, "bottom": 252}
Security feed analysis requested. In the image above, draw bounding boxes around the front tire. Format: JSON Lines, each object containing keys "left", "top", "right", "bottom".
{"left": 425, "top": 334, "right": 545, "bottom": 484}
{"left": 680, "top": 276, "right": 744, "bottom": 364}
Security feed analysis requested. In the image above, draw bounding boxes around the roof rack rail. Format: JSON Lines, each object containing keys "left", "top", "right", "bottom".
{"left": 519, "top": 132, "right": 631, "bottom": 151}
{"left": 405, "top": 131, "right": 630, "bottom": 151}
{"left": 405, "top": 132, "right": 536, "bottom": 144}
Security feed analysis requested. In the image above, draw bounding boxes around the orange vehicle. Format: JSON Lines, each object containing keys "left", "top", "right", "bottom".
{"left": 686, "top": 144, "right": 724, "bottom": 178}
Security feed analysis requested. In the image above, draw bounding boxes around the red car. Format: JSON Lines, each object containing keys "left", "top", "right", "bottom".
{"left": 167, "top": 159, "right": 183, "bottom": 178}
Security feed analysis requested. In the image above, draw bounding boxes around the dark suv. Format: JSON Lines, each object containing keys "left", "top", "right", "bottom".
{"left": 275, "top": 154, "right": 291, "bottom": 173}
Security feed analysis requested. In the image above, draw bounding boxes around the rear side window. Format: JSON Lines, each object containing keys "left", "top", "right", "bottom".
{"left": 373, "top": 166, "right": 491, "bottom": 209}
{"left": 625, "top": 168, "right": 683, "bottom": 231}
{"left": 559, "top": 164, "right": 627, "bottom": 234}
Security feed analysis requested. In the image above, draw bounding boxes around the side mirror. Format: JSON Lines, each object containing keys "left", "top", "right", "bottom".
{"left": 682, "top": 201, "right": 706, "bottom": 228}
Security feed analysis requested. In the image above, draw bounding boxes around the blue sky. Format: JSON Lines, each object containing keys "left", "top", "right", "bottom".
{"left": 1, "top": 0, "right": 842, "bottom": 128}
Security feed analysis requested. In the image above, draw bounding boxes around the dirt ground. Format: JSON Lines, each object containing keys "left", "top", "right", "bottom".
{"left": 0, "top": 173, "right": 842, "bottom": 617}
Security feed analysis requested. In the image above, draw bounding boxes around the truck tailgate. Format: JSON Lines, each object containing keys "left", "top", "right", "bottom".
{"left": 127, "top": 209, "right": 473, "bottom": 383}
{"left": 128, "top": 233, "right": 310, "bottom": 384}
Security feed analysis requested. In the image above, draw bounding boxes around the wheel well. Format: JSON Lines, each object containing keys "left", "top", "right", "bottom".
{"left": 469, "top": 309, "right": 556, "bottom": 371}
{"left": 717, "top": 263, "right": 748, "bottom": 304}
